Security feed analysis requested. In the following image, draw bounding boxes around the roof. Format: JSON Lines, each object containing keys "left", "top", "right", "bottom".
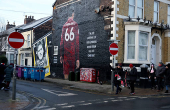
{"left": 0, "top": 24, "right": 24, "bottom": 37}
{"left": 52, "top": 0, "right": 57, "bottom": 7}
{"left": 32, "top": 31, "right": 52, "bottom": 45}
{"left": 18, "top": 16, "right": 53, "bottom": 30}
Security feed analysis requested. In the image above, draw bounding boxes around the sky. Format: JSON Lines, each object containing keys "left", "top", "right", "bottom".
{"left": 0, "top": 0, "right": 55, "bottom": 28}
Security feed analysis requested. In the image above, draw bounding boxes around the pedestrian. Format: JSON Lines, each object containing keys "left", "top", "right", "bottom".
{"left": 149, "top": 64, "right": 156, "bottom": 90}
{"left": 128, "top": 64, "right": 137, "bottom": 95}
{"left": 4, "top": 63, "right": 14, "bottom": 91}
{"left": 0, "top": 61, "right": 6, "bottom": 89}
{"left": 114, "top": 63, "right": 123, "bottom": 94}
{"left": 164, "top": 63, "right": 170, "bottom": 93}
{"left": 156, "top": 62, "right": 166, "bottom": 92}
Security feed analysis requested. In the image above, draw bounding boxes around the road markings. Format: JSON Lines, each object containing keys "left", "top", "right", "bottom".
{"left": 104, "top": 101, "right": 108, "bottom": 103}
{"left": 56, "top": 103, "right": 68, "bottom": 106}
{"left": 80, "top": 103, "right": 92, "bottom": 106}
{"left": 104, "top": 98, "right": 115, "bottom": 100}
{"left": 34, "top": 106, "right": 49, "bottom": 109}
{"left": 61, "top": 105, "right": 75, "bottom": 108}
{"left": 42, "top": 88, "right": 77, "bottom": 97}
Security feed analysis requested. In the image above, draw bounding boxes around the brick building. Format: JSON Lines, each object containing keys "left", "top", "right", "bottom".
{"left": 111, "top": 0, "right": 170, "bottom": 71}
{"left": 51, "top": 0, "right": 170, "bottom": 80}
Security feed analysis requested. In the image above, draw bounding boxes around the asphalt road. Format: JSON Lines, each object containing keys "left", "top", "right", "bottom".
{"left": 14, "top": 80, "right": 170, "bottom": 110}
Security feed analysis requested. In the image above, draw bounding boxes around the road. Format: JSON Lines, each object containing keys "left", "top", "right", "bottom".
{"left": 14, "top": 80, "right": 170, "bottom": 110}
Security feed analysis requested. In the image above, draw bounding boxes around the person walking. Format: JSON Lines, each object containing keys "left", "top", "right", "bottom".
{"left": 164, "top": 63, "right": 170, "bottom": 93}
{"left": 156, "top": 62, "right": 166, "bottom": 92}
{"left": 149, "top": 64, "right": 156, "bottom": 90}
{"left": 4, "top": 63, "right": 14, "bottom": 91}
{"left": 0, "top": 62, "right": 6, "bottom": 89}
{"left": 128, "top": 64, "right": 137, "bottom": 95}
{"left": 114, "top": 64, "right": 123, "bottom": 94}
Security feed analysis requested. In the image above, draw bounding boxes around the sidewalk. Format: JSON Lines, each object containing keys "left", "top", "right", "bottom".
{"left": 44, "top": 77, "right": 168, "bottom": 96}
{"left": 0, "top": 89, "right": 29, "bottom": 110}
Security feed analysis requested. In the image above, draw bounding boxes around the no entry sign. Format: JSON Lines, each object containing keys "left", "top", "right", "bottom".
{"left": 109, "top": 43, "right": 118, "bottom": 55}
{"left": 8, "top": 32, "right": 24, "bottom": 49}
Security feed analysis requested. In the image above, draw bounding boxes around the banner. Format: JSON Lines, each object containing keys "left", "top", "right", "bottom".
{"left": 33, "top": 37, "right": 50, "bottom": 76}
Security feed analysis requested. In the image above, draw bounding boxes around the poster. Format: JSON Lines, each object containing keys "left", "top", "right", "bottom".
{"left": 33, "top": 37, "right": 50, "bottom": 76}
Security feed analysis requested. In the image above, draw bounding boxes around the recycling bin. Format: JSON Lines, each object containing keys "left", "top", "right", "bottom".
{"left": 31, "top": 67, "right": 45, "bottom": 81}
{"left": 18, "top": 67, "right": 24, "bottom": 79}
{"left": 69, "top": 71, "right": 75, "bottom": 81}
{"left": 75, "top": 71, "right": 80, "bottom": 81}
{"left": 15, "top": 65, "right": 19, "bottom": 78}
{"left": 24, "top": 67, "right": 32, "bottom": 80}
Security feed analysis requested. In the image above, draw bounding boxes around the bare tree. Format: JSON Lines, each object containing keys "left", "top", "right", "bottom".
{"left": 0, "top": 17, "right": 6, "bottom": 32}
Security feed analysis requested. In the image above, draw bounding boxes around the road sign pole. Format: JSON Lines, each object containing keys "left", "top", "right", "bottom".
{"left": 108, "top": 40, "right": 120, "bottom": 92}
{"left": 12, "top": 49, "right": 17, "bottom": 100}
{"left": 8, "top": 30, "right": 24, "bottom": 100}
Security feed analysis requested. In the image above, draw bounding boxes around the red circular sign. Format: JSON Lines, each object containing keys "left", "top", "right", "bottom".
{"left": 109, "top": 43, "right": 118, "bottom": 55}
{"left": 8, "top": 32, "right": 24, "bottom": 49}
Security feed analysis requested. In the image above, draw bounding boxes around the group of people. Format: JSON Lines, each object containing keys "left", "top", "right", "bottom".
{"left": 110, "top": 63, "right": 137, "bottom": 95}
{"left": 111, "top": 62, "right": 170, "bottom": 95}
{"left": 150, "top": 62, "right": 170, "bottom": 93}
{"left": 0, "top": 62, "right": 14, "bottom": 91}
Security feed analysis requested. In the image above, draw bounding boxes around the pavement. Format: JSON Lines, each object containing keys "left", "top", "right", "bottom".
{"left": 44, "top": 77, "right": 169, "bottom": 96}
{"left": 0, "top": 89, "right": 29, "bottom": 110}
{"left": 0, "top": 77, "right": 170, "bottom": 110}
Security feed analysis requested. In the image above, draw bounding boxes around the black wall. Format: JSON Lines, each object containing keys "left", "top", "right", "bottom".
{"left": 51, "top": 0, "right": 111, "bottom": 81}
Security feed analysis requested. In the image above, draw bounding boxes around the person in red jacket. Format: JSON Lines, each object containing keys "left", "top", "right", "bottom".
{"left": 60, "top": 12, "right": 80, "bottom": 79}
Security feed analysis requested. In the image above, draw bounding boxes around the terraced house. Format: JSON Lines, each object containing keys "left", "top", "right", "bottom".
{"left": 51, "top": 0, "right": 170, "bottom": 81}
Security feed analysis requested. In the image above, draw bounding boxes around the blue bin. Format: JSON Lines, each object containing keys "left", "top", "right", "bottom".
{"left": 31, "top": 67, "right": 45, "bottom": 81}
{"left": 24, "top": 67, "right": 32, "bottom": 79}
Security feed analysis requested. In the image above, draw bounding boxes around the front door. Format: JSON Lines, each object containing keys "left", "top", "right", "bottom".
{"left": 25, "top": 59, "right": 28, "bottom": 66}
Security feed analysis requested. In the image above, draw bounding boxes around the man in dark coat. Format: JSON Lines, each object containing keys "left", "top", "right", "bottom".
{"left": 164, "top": 63, "right": 170, "bottom": 93}
{"left": 0, "top": 62, "right": 6, "bottom": 89}
{"left": 4, "top": 63, "right": 14, "bottom": 91}
{"left": 155, "top": 62, "right": 166, "bottom": 92}
{"left": 129, "top": 64, "right": 137, "bottom": 95}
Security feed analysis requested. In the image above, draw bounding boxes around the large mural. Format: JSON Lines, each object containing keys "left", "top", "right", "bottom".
{"left": 52, "top": 0, "right": 111, "bottom": 80}
{"left": 33, "top": 37, "right": 50, "bottom": 77}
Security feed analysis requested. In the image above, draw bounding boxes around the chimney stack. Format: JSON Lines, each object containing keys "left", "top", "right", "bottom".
{"left": 6, "top": 21, "right": 16, "bottom": 30}
{"left": 24, "top": 15, "right": 35, "bottom": 24}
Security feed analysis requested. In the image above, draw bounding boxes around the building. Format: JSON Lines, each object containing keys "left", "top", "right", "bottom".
{"left": 111, "top": 0, "right": 170, "bottom": 71}
{"left": 51, "top": 0, "right": 170, "bottom": 81}
{"left": 17, "top": 15, "right": 52, "bottom": 67}
{"left": 51, "top": 0, "right": 113, "bottom": 79}
{"left": 0, "top": 22, "right": 23, "bottom": 64}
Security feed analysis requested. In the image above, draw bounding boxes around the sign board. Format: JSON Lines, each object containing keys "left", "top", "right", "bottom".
{"left": 109, "top": 43, "right": 118, "bottom": 55}
{"left": 8, "top": 32, "right": 24, "bottom": 49}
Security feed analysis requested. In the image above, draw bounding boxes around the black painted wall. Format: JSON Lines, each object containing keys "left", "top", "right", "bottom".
{"left": 51, "top": 0, "right": 111, "bottom": 81}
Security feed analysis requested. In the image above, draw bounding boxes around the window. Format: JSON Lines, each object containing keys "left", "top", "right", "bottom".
{"left": 27, "top": 34, "right": 30, "bottom": 47}
{"left": 129, "top": 0, "right": 135, "bottom": 18}
{"left": 129, "top": 0, "right": 144, "bottom": 18}
{"left": 154, "top": 1, "right": 159, "bottom": 23}
{"left": 139, "top": 32, "right": 148, "bottom": 60}
{"left": 10, "top": 54, "right": 14, "bottom": 64}
{"left": 128, "top": 31, "right": 135, "bottom": 59}
{"left": 168, "top": 5, "right": 170, "bottom": 25}
{"left": 21, "top": 54, "right": 24, "bottom": 66}
{"left": 54, "top": 46, "right": 58, "bottom": 55}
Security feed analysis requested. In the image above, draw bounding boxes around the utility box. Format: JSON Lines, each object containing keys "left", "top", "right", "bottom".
{"left": 80, "top": 68, "right": 96, "bottom": 82}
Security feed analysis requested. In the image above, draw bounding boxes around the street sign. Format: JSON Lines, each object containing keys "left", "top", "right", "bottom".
{"left": 8, "top": 32, "right": 24, "bottom": 49}
{"left": 109, "top": 43, "right": 118, "bottom": 55}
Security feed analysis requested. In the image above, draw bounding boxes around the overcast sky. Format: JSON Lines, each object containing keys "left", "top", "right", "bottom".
{"left": 0, "top": 0, "right": 55, "bottom": 27}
